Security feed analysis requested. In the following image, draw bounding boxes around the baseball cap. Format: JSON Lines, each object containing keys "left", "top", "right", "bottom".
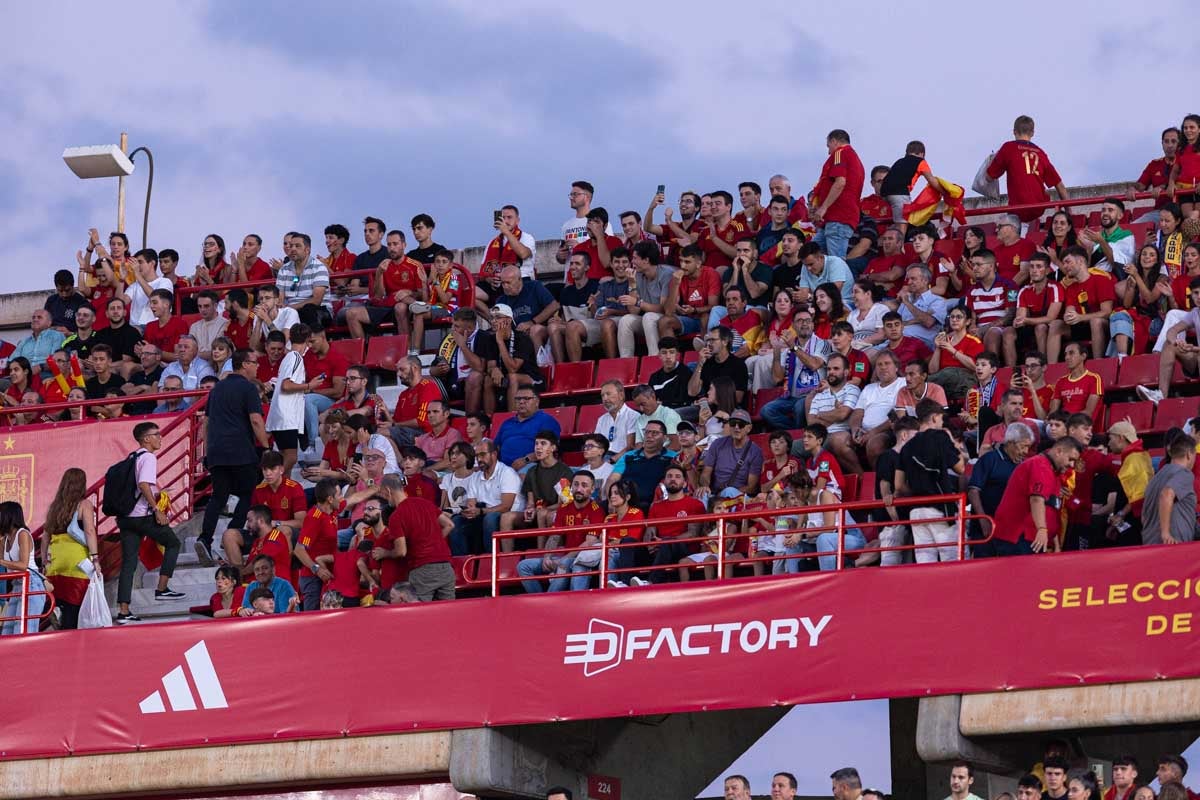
{"left": 1107, "top": 420, "right": 1138, "bottom": 443}
{"left": 676, "top": 420, "right": 697, "bottom": 434}
{"left": 492, "top": 304, "right": 514, "bottom": 320}
{"left": 730, "top": 409, "right": 752, "bottom": 424}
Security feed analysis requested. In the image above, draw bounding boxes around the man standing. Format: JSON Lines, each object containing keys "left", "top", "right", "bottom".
{"left": 120, "top": 249, "right": 173, "bottom": 327}
{"left": 195, "top": 350, "right": 271, "bottom": 565}
{"left": 378, "top": 473, "right": 455, "bottom": 601}
{"left": 482, "top": 205, "right": 536, "bottom": 278}
{"left": 115, "top": 422, "right": 185, "bottom": 623}
{"left": 1143, "top": 434, "right": 1198, "bottom": 545}
{"left": 291, "top": 479, "right": 340, "bottom": 610}
{"left": 1103, "top": 420, "right": 1154, "bottom": 547}
{"left": 989, "top": 437, "right": 1079, "bottom": 556}
{"left": 830, "top": 767, "right": 865, "bottom": 800}
{"left": 896, "top": 399, "right": 967, "bottom": 563}
{"left": 979, "top": 389, "right": 1041, "bottom": 455}
{"left": 557, "top": 180, "right": 611, "bottom": 267}
{"left": 810, "top": 129, "right": 866, "bottom": 258}
{"left": 945, "top": 762, "right": 985, "bottom": 800}
{"left": 44, "top": 269, "right": 89, "bottom": 333}
{"left": 984, "top": 115, "right": 1070, "bottom": 229}
{"left": 645, "top": 190, "right": 703, "bottom": 266}
{"left": 1129, "top": 128, "right": 1180, "bottom": 216}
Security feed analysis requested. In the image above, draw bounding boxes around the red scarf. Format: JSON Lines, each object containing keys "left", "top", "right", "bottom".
{"left": 482, "top": 227, "right": 525, "bottom": 268}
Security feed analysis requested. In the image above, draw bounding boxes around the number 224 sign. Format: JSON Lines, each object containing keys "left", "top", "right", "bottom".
{"left": 589, "top": 774, "right": 621, "bottom": 800}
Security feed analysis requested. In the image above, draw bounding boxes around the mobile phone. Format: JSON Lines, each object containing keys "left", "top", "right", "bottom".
{"left": 493, "top": 209, "right": 502, "bottom": 223}
{"left": 1014, "top": 365, "right": 1023, "bottom": 381}
{"left": 352, "top": 453, "right": 363, "bottom": 465}
{"left": 656, "top": 184, "right": 665, "bottom": 196}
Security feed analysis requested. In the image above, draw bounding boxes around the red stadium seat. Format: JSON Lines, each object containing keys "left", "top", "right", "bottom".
{"left": 749, "top": 432, "right": 771, "bottom": 453}
{"left": 1090, "top": 357, "right": 1118, "bottom": 390}
{"left": 683, "top": 350, "right": 700, "bottom": 365}
{"left": 1114, "top": 353, "right": 1160, "bottom": 391}
{"left": 859, "top": 472, "right": 877, "bottom": 502}
{"left": 543, "top": 405, "right": 577, "bottom": 437}
{"left": 450, "top": 416, "right": 469, "bottom": 437}
{"left": 330, "top": 338, "right": 364, "bottom": 365}
{"left": 363, "top": 334, "right": 409, "bottom": 371}
{"left": 1044, "top": 361, "right": 1070, "bottom": 387}
{"left": 575, "top": 404, "right": 605, "bottom": 436}
{"left": 752, "top": 387, "right": 785, "bottom": 417}
{"left": 542, "top": 362, "right": 593, "bottom": 400}
{"left": 562, "top": 450, "right": 585, "bottom": 468}
{"left": 842, "top": 474, "right": 860, "bottom": 502}
{"left": 1152, "top": 397, "right": 1200, "bottom": 434}
{"left": 995, "top": 367, "right": 1013, "bottom": 387}
{"left": 595, "top": 358, "right": 638, "bottom": 389}
{"left": 491, "top": 411, "right": 515, "bottom": 430}
{"left": 933, "top": 238, "right": 964, "bottom": 264}
{"left": 1106, "top": 400, "right": 1154, "bottom": 431}
{"left": 638, "top": 356, "right": 663, "bottom": 382}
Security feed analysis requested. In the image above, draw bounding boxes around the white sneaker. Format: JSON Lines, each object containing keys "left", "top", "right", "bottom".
{"left": 1136, "top": 385, "right": 1164, "bottom": 404}
{"left": 629, "top": 576, "right": 650, "bottom": 587}
{"left": 606, "top": 579, "right": 628, "bottom": 588}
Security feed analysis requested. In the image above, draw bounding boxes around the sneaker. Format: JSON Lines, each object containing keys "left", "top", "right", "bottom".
{"left": 155, "top": 588, "right": 186, "bottom": 600}
{"left": 606, "top": 579, "right": 628, "bottom": 588}
{"left": 629, "top": 576, "right": 650, "bottom": 587}
{"left": 1136, "top": 385, "right": 1164, "bottom": 404}
{"left": 194, "top": 540, "right": 214, "bottom": 566}
{"left": 116, "top": 612, "right": 142, "bottom": 624}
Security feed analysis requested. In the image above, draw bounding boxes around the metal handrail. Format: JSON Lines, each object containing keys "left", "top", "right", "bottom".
{"left": 960, "top": 189, "right": 1157, "bottom": 219}
{"left": 0, "top": 389, "right": 208, "bottom": 422}
{"left": 468, "top": 493, "right": 981, "bottom": 596}
{"left": 0, "top": 570, "right": 57, "bottom": 634}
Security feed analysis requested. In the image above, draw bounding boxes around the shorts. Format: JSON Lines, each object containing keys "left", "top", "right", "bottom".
{"left": 417, "top": 306, "right": 453, "bottom": 321}
{"left": 570, "top": 317, "right": 603, "bottom": 346}
{"left": 1108, "top": 310, "right": 1134, "bottom": 342}
{"left": 1069, "top": 321, "right": 1094, "bottom": 343}
{"left": 1015, "top": 324, "right": 1038, "bottom": 353}
{"left": 270, "top": 428, "right": 308, "bottom": 452}
{"left": 1175, "top": 191, "right": 1198, "bottom": 205}
{"left": 677, "top": 315, "right": 702, "bottom": 335}
{"left": 336, "top": 304, "right": 393, "bottom": 327}
{"left": 885, "top": 194, "right": 910, "bottom": 223}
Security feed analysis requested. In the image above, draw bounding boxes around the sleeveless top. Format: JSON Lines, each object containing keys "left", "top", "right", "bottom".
{"left": 4, "top": 528, "right": 36, "bottom": 570}
{"left": 67, "top": 509, "right": 88, "bottom": 547}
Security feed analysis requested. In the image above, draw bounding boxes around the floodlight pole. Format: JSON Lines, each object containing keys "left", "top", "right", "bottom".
{"left": 117, "top": 132, "right": 128, "bottom": 234}
{"left": 114, "top": 132, "right": 155, "bottom": 250}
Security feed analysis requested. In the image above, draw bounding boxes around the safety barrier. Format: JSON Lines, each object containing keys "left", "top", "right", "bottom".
{"left": 960, "top": 189, "right": 1156, "bottom": 220}
{"left": 0, "top": 570, "right": 56, "bottom": 635}
{"left": 0, "top": 388, "right": 208, "bottom": 425}
{"left": 465, "top": 493, "right": 993, "bottom": 596}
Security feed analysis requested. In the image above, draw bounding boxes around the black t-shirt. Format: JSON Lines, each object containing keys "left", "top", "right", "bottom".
{"left": 873, "top": 448, "right": 907, "bottom": 522}
{"left": 697, "top": 354, "right": 749, "bottom": 397}
{"left": 407, "top": 244, "right": 447, "bottom": 266}
{"left": 127, "top": 365, "right": 164, "bottom": 415}
{"left": 94, "top": 323, "right": 143, "bottom": 363}
{"left": 771, "top": 261, "right": 803, "bottom": 296}
{"left": 489, "top": 330, "right": 542, "bottom": 383}
{"left": 899, "top": 429, "right": 960, "bottom": 512}
{"left": 44, "top": 293, "right": 89, "bottom": 332}
{"left": 353, "top": 247, "right": 389, "bottom": 272}
{"left": 63, "top": 330, "right": 99, "bottom": 363}
{"left": 85, "top": 372, "right": 124, "bottom": 400}
{"left": 558, "top": 279, "right": 600, "bottom": 310}
{"left": 882, "top": 153, "right": 925, "bottom": 197}
{"left": 206, "top": 374, "right": 264, "bottom": 466}
{"left": 649, "top": 363, "right": 694, "bottom": 409}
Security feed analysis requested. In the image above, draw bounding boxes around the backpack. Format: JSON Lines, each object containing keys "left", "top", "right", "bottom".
{"left": 101, "top": 451, "right": 142, "bottom": 518}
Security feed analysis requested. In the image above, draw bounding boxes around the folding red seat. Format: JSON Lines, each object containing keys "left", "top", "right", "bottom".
{"left": 542, "top": 362, "right": 593, "bottom": 401}
{"left": 543, "top": 405, "right": 577, "bottom": 437}
{"left": 363, "top": 334, "right": 409, "bottom": 371}
{"left": 330, "top": 338, "right": 364, "bottom": 364}
{"left": 595, "top": 357, "right": 638, "bottom": 389}
{"left": 1152, "top": 397, "right": 1200, "bottom": 434}
{"left": 1044, "top": 361, "right": 1070, "bottom": 387}
{"left": 1090, "top": 357, "right": 1118, "bottom": 390}
{"left": 1113, "top": 353, "right": 1160, "bottom": 391}
{"left": 1105, "top": 400, "right": 1153, "bottom": 430}
{"left": 638, "top": 356, "right": 663, "bottom": 383}
{"left": 575, "top": 405, "right": 606, "bottom": 435}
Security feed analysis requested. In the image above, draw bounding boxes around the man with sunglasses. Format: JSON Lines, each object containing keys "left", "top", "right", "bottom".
{"left": 697, "top": 409, "right": 762, "bottom": 506}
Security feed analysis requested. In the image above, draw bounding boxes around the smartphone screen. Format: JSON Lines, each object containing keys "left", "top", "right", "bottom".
{"left": 656, "top": 184, "right": 665, "bottom": 195}
{"left": 493, "top": 210, "right": 502, "bottom": 222}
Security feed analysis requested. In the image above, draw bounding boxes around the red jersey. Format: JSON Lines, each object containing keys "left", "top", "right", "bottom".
{"left": 298, "top": 507, "right": 338, "bottom": 561}
{"left": 1017, "top": 281, "right": 1063, "bottom": 319}
{"left": 243, "top": 258, "right": 274, "bottom": 282}
{"left": 426, "top": 267, "right": 470, "bottom": 311}
{"left": 572, "top": 235, "right": 624, "bottom": 281}
{"left": 696, "top": 220, "right": 746, "bottom": 268}
{"left": 555, "top": 501, "right": 607, "bottom": 549}
{"left": 322, "top": 438, "right": 352, "bottom": 472}
{"left": 760, "top": 456, "right": 801, "bottom": 492}
{"left": 387, "top": 496, "right": 451, "bottom": 570}
{"left": 938, "top": 334, "right": 984, "bottom": 372}
{"left": 210, "top": 585, "right": 245, "bottom": 615}
{"left": 327, "top": 249, "right": 356, "bottom": 275}
{"left": 1067, "top": 448, "right": 1110, "bottom": 526}
{"left": 648, "top": 496, "right": 706, "bottom": 539}
{"left": 143, "top": 315, "right": 188, "bottom": 354}
{"left": 813, "top": 144, "right": 865, "bottom": 227}
{"left": 657, "top": 218, "right": 703, "bottom": 266}
{"left": 303, "top": 348, "right": 350, "bottom": 395}
{"left": 1062, "top": 269, "right": 1116, "bottom": 315}
{"left": 990, "top": 453, "right": 1062, "bottom": 543}
{"left": 732, "top": 208, "right": 768, "bottom": 233}
{"left": 247, "top": 527, "right": 293, "bottom": 583}
{"left": 985, "top": 140, "right": 1064, "bottom": 222}
{"left": 1176, "top": 146, "right": 1200, "bottom": 186}
{"left": 406, "top": 473, "right": 440, "bottom": 504}
{"left": 887, "top": 336, "right": 933, "bottom": 367}
{"left": 966, "top": 279, "right": 1017, "bottom": 327}
{"left": 860, "top": 194, "right": 891, "bottom": 223}
{"left": 257, "top": 355, "right": 284, "bottom": 384}
{"left": 393, "top": 377, "right": 442, "bottom": 433}
{"left": 838, "top": 347, "right": 872, "bottom": 384}
{"left": 1172, "top": 272, "right": 1199, "bottom": 310}
{"left": 677, "top": 266, "right": 722, "bottom": 310}
{"left": 252, "top": 479, "right": 307, "bottom": 524}
{"left": 328, "top": 549, "right": 366, "bottom": 598}
{"left": 225, "top": 315, "right": 253, "bottom": 351}
{"left": 992, "top": 238, "right": 1037, "bottom": 282}
{"left": 862, "top": 253, "right": 907, "bottom": 295}
{"left": 1020, "top": 383, "right": 1054, "bottom": 419}
{"left": 89, "top": 287, "right": 118, "bottom": 330}
{"left": 377, "top": 257, "right": 424, "bottom": 301}
{"left": 1052, "top": 370, "right": 1104, "bottom": 427}
{"left": 1136, "top": 156, "right": 1173, "bottom": 209}
{"left": 805, "top": 450, "right": 845, "bottom": 499}
{"left": 604, "top": 507, "right": 645, "bottom": 543}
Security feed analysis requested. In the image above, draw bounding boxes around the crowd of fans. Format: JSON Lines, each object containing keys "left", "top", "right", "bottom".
{"left": 2, "top": 111, "right": 1200, "bottom": 631}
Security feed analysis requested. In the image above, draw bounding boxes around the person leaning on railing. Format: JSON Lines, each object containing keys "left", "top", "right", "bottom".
{"left": 0, "top": 501, "right": 44, "bottom": 635}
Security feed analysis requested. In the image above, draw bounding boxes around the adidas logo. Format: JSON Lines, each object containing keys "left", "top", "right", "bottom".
{"left": 138, "top": 641, "right": 228, "bottom": 714}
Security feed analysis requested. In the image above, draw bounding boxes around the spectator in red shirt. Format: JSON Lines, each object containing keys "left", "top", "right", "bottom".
{"left": 572, "top": 208, "right": 624, "bottom": 281}
{"left": 661, "top": 244, "right": 720, "bottom": 341}
{"left": 209, "top": 565, "right": 246, "bottom": 619}
{"left": 233, "top": 233, "right": 275, "bottom": 284}
{"left": 733, "top": 181, "right": 766, "bottom": 233}
{"left": 1010, "top": 351, "right": 1053, "bottom": 420}
{"left": 377, "top": 472, "right": 455, "bottom": 601}
{"left": 224, "top": 289, "right": 254, "bottom": 352}
{"left": 928, "top": 306, "right": 984, "bottom": 400}
{"left": 647, "top": 466, "right": 707, "bottom": 583}
{"left": 878, "top": 311, "right": 932, "bottom": 370}
{"left": 344, "top": 230, "right": 420, "bottom": 340}
{"left": 988, "top": 436, "right": 1080, "bottom": 556}
{"left": 301, "top": 324, "right": 349, "bottom": 451}
{"left": 257, "top": 331, "right": 287, "bottom": 384}
{"left": 194, "top": 234, "right": 231, "bottom": 286}
{"left": 1047, "top": 246, "right": 1115, "bottom": 361}
{"left": 292, "top": 478, "right": 341, "bottom": 610}
{"left": 1167, "top": 114, "right": 1200, "bottom": 219}
{"left": 221, "top": 452, "right": 307, "bottom": 569}
{"left": 320, "top": 223, "right": 357, "bottom": 284}
{"left": 1063, "top": 413, "right": 1113, "bottom": 551}
{"left": 618, "top": 210, "right": 658, "bottom": 254}
{"left": 1049, "top": 342, "right": 1104, "bottom": 428}
{"left": 142, "top": 289, "right": 188, "bottom": 361}
{"left": 1002, "top": 253, "right": 1062, "bottom": 367}
{"left": 689, "top": 190, "right": 745, "bottom": 270}
{"left": 992, "top": 218, "right": 1037, "bottom": 285}
{"left": 860, "top": 227, "right": 907, "bottom": 297}
{"left": 231, "top": 504, "right": 294, "bottom": 582}
{"left": 860, "top": 165, "right": 892, "bottom": 225}
{"left": 810, "top": 128, "right": 865, "bottom": 258}
{"left": 1128, "top": 127, "right": 1180, "bottom": 218}
{"left": 391, "top": 354, "right": 442, "bottom": 448}
{"left": 645, "top": 190, "right": 703, "bottom": 266}
{"left": 984, "top": 115, "right": 1070, "bottom": 228}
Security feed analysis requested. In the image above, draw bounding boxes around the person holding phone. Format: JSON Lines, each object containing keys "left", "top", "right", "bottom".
{"left": 482, "top": 205, "right": 536, "bottom": 278}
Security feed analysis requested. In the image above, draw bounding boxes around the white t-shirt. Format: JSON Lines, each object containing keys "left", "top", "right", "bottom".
{"left": 848, "top": 303, "right": 889, "bottom": 338}
{"left": 580, "top": 461, "right": 614, "bottom": 499}
{"left": 440, "top": 472, "right": 475, "bottom": 513}
{"left": 595, "top": 404, "right": 640, "bottom": 454}
{"left": 468, "top": 463, "right": 525, "bottom": 512}
{"left": 128, "top": 277, "right": 174, "bottom": 327}
{"left": 254, "top": 306, "right": 300, "bottom": 342}
{"left": 265, "top": 349, "right": 306, "bottom": 432}
{"left": 854, "top": 378, "right": 904, "bottom": 430}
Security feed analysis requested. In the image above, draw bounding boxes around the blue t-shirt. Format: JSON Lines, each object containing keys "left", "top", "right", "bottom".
{"left": 494, "top": 410, "right": 562, "bottom": 466}
{"left": 500, "top": 281, "right": 555, "bottom": 325}
{"left": 241, "top": 576, "right": 296, "bottom": 613}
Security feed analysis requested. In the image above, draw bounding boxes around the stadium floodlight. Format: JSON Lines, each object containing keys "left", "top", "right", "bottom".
{"left": 62, "top": 133, "right": 154, "bottom": 250}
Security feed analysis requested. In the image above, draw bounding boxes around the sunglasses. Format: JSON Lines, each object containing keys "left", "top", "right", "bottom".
{"left": 730, "top": 419, "right": 751, "bottom": 428}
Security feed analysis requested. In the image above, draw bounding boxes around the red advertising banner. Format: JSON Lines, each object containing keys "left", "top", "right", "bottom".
{"left": 2, "top": 544, "right": 1199, "bottom": 760}
{"left": 0, "top": 414, "right": 189, "bottom": 524}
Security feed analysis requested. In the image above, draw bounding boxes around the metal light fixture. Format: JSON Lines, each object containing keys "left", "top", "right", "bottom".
{"left": 62, "top": 132, "right": 155, "bottom": 249}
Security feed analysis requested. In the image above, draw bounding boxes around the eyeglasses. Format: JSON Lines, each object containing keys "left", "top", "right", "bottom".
{"left": 583, "top": 442, "right": 603, "bottom": 450}
{"left": 364, "top": 454, "right": 384, "bottom": 461}
{"left": 730, "top": 420, "right": 751, "bottom": 428}
{"left": 516, "top": 396, "right": 535, "bottom": 402}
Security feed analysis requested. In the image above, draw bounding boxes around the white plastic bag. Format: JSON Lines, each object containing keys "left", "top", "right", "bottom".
{"left": 79, "top": 572, "right": 112, "bottom": 629}
{"left": 972, "top": 152, "right": 1001, "bottom": 200}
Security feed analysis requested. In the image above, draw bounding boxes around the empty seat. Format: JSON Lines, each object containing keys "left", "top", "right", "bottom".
{"left": 363, "top": 334, "right": 410, "bottom": 371}
{"left": 1152, "top": 397, "right": 1200, "bottom": 433}
{"left": 575, "top": 404, "right": 606, "bottom": 436}
{"left": 542, "top": 362, "right": 593, "bottom": 400}
{"left": 1114, "top": 353, "right": 1160, "bottom": 391}
{"left": 1044, "top": 361, "right": 1070, "bottom": 387}
{"left": 595, "top": 357, "right": 638, "bottom": 389}
{"left": 1090, "top": 357, "right": 1119, "bottom": 390}
{"left": 330, "top": 338, "right": 364, "bottom": 365}
{"left": 1106, "top": 400, "right": 1154, "bottom": 431}
{"left": 543, "top": 405, "right": 577, "bottom": 437}
{"left": 638, "top": 355, "right": 663, "bottom": 382}
{"left": 752, "top": 387, "right": 785, "bottom": 417}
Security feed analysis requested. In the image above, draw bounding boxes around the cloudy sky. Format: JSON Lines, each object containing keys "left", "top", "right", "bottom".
{"left": 2, "top": 1, "right": 1185, "bottom": 298}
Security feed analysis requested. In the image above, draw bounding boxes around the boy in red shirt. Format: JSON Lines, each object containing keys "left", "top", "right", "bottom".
{"left": 293, "top": 479, "right": 341, "bottom": 611}
{"left": 142, "top": 289, "right": 188, "bottom": 360}
{"left": 985, "top": 115, "right": 1070, "bottom": 227}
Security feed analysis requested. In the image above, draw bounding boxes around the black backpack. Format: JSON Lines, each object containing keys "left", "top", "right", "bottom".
{"left": 101, "top": 451, "right": 142, "bottom": 518}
